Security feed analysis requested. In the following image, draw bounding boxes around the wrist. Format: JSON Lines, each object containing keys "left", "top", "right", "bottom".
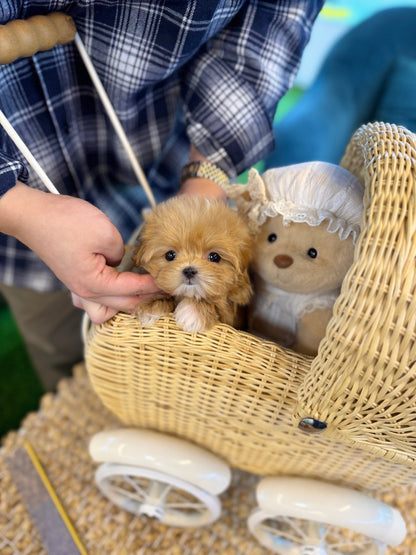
{"left": 179, "top": 176, "right": 227, "bottom": 201}
{"left": 180, "top": 145, "right": 229, "bottom": 201}
{"left": 0, "top": 181, "right": 39, "bottom": 237}
{"left": 180, "top": 160, "right": 229, "bottom": 189}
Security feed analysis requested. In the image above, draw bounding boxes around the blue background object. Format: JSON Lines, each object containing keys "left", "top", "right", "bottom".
{"left": 265, "top": 6, "right": 416, "bottom": 169}
{"left": 296, "top": 0, "right": 416, "bottom": 88}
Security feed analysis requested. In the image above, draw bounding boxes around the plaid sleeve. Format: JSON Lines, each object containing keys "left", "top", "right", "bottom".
{"left": 181, "top": 0, "right": 324, "bottom": 177}
{"left": 0, "top": 153, "right": 28, "bottom": 197}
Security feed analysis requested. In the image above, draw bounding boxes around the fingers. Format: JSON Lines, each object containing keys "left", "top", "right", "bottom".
{"left": 71, "top": 270, "right": 166, "bottom": 324}
{"left": 72, "top": 292, "right": 164, "bottom": 324}
{"left": 91, "top": 267, "right": 160, "bottom": 298}
{"left": 72, "top": 296, "right": 119, "bottom": 324}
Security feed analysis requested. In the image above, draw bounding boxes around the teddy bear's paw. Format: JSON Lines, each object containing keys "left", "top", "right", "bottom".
{"left": 174, "top": 300, "right": 217, "bottom": 333}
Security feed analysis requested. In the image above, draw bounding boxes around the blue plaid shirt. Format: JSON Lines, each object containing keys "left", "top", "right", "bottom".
{"left": 0, "top": 0, "right": 323, "bottom": 291}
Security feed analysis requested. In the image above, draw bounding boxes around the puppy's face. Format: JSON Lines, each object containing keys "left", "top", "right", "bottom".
{"left": 134, "top": 196, "right": 252, "bottom": 303}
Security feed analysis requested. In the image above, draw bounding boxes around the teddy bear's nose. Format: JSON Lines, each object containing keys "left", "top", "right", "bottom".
{"left": 274, "top": 254, "right": 293, "bottom": 268}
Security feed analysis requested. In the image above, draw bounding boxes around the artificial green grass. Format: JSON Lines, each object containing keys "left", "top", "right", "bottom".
{"left": 0, "top": 305, "right": 44, "bottom": 437}
{"left": 275, "top": 85, "right": 304, "bottom": 120}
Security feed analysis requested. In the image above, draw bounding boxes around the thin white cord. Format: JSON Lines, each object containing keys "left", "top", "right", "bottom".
{"left": 0, "top": 108, "right": 60, "bottom": 194}
{"left": 74, "top": 33, "right": 156, "bottom": 208}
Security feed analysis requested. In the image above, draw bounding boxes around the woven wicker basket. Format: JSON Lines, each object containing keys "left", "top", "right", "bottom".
{"left": 84, "top": 121, "right": 416, "bottom": 494}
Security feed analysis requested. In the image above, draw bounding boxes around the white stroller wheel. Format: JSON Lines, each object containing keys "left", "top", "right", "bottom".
{"left": 95, "top": 462, "right": 221, "bottom": 527}
{"left": 247, "top": 477, "right": 406, "bottom": 555}
{"left": 89, "top": 429, "right": 231, "bottom": 496}
{"left": 248, "top": 508, "right": 384, "bottom": 555}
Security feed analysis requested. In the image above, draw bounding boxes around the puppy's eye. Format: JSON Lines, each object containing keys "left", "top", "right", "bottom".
{"left": 268, "top": 233, "right": 277, "bottom": 243}
{"left": 165, "top": 250, "right": 176, "bottom": 261}
{"left": 208, "top": 252, "right": 221, "bottom": 263}
{"left": 307, "top": 248, "right": 318, "bottom": 259}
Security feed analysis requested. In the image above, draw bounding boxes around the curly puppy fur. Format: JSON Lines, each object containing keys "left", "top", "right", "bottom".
{"left": 133, "top": 195, "right": 253, "bottom": 332}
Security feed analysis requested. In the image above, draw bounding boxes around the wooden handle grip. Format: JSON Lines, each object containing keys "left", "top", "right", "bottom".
{"left": 0, "top": 12, "right": 76, "bottom": 65}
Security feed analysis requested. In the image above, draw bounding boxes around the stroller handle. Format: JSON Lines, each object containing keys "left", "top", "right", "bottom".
{"left": 0, "top": 13, "right": 76, "bottom": 65}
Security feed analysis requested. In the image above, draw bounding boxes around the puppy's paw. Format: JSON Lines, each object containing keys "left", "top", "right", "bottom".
{"left": 174, "top": 299, "right": 218, "bottom": 333}
{"left": 134, "top": 297, "right": 175, "bottom": 328}
{"left": 136, "top": 311, "right": 163, "bottom": 328}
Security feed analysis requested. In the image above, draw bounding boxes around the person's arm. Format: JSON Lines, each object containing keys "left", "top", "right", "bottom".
{"left": 180, "top": 1, "right": 324, "bottom": 178}
{"left": 0, "top": 181, "right": 162, "bottom": 323}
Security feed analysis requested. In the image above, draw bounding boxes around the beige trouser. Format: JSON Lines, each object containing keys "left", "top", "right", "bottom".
{"left": 0, "top": 283, "right": 84, "bottom": 391}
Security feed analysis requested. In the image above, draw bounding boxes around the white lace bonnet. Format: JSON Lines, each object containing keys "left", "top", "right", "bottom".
{"left": 227, "top": 161, "right": 364, "bottom": 243}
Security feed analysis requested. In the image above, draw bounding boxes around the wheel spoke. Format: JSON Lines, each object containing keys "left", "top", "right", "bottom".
{"left": 164, "top": 488, "right": 207, "bottom": 514}
{"left": 165, "top": 500, "right": 207, "bottom": 512}
{"left": 122, "top": 475, "right": 149, "bottom": 499}
{"left": 109, "top": 482, "right": 147, "bottom": 503}
{"left": 108, "top": 476, "right": 171, "bottom": 506}
{"left": 283, "top": 516, "right": 312, "bottom": 541}
{"left": 259, "top": 518, "right": 303, "bottom": 543}
{"left": 165, "top": 489, "right": 197, "bottom": 504}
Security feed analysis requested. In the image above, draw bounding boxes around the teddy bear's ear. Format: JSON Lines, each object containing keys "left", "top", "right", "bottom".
{"left": 226, "top": 168, "right": 268, "bottom": 203}
{"left": 225, "top": 182, "right": 249, "bottom": 203}
{"left": 247, "top": 168, "right": 269, "bottom": 204}
{"left": 226, "top": 183, "right": 256, "bottom": 221}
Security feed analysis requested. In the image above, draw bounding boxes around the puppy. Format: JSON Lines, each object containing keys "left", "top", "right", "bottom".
{"left": 133, "top": 195, "right": 253, "bottom": 332}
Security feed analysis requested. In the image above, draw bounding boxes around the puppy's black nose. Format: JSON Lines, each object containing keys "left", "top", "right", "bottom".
{"left": 183, "top": 266, "right": 198, "bottom": 279}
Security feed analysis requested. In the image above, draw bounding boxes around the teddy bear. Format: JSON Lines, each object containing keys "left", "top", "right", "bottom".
{"left": 226, "top": 161, "right": 364, "bottom": 356}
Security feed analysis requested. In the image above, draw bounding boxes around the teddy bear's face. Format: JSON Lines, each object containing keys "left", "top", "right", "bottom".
{"left": 252, "top": 215, "right": 355, "bottom": 294}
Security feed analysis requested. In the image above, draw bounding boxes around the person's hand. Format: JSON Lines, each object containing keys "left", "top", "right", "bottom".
{"left": 69, "top": 272, "right": 160, "bottom": 324}
{"left": 0, "top": 182, "right": 162, "bottom": 323}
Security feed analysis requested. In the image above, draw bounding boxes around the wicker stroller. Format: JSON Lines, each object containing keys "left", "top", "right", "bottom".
{"left": 1, "top": 15, "right": 415, "bottom": 554}
{"left": 84, "top": 121, "right": 416, "bottom": 554}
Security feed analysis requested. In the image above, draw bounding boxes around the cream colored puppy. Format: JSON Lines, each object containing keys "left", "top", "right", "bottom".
{"left": 133, "top": 195, "right": 253, "bottom": 333}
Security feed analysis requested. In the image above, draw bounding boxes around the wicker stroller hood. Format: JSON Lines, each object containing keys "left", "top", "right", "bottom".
{"left": 85, "top": 121, "right": 416, "bottom": 493}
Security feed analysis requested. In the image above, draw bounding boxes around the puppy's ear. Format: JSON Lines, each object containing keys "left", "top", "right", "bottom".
{"left": 235, "top": 233, "right": 253, "bottom": 275}
{"left": 132, "top": 239, "right": 145, "bottom": 267}
{"left": 132, "top": 210, "right": 158, "bottom": 267}
{"left": 228, "top": 232, "right": 253, "bottom": 305}
{"left": 229, "top": 269, "right": 252, "bottom": 305}
{"left": 132, "top": 236, "right": 155, "bottom": 267}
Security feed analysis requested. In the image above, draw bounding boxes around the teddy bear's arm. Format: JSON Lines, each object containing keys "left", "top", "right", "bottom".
{"left": 294, "top": 307, "right": 333, "bottom": 356}
{"left": 248, "top": 310, "right": 295, "bottom": 347}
